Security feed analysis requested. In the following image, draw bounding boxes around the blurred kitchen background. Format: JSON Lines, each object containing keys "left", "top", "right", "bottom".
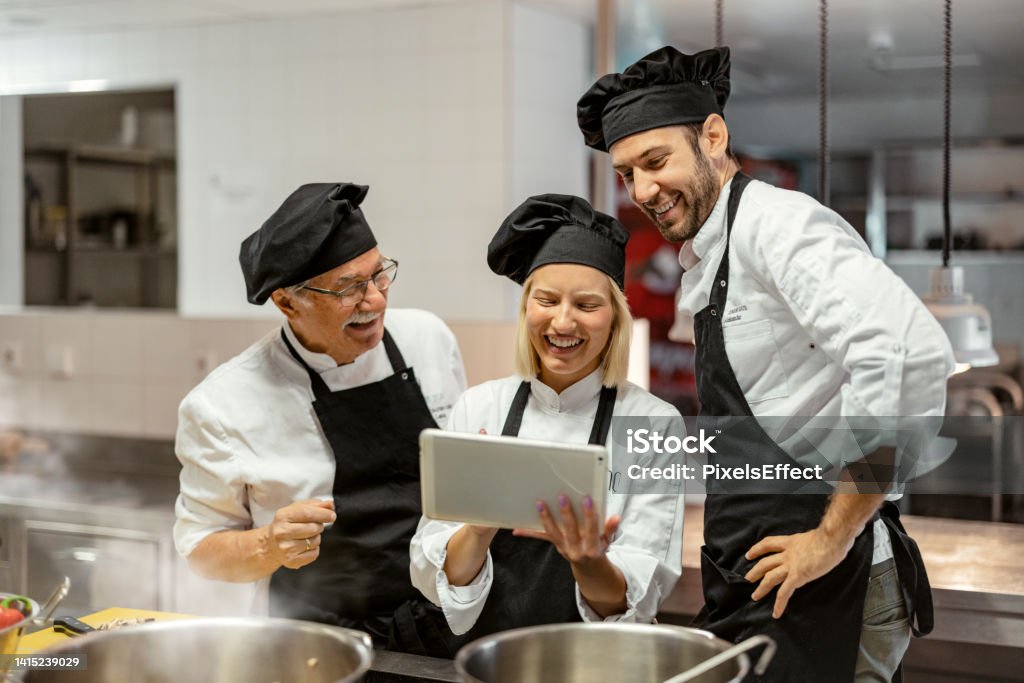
{"left": 0, "top": 1, "right": 1022, "bottom": 680}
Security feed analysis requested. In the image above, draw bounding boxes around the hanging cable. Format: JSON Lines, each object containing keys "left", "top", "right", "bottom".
{"left": 942, "top": 0, "right": 952, "bottom": 267}
{"left": 818, "top": 0, "right": 829, "bottom": 206}
{"left": 714, "top": 0, "right": 724, "bottom": 48}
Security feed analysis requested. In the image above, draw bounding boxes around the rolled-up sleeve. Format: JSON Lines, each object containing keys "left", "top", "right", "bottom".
{"left": 409, "top": 517, "right": 494, "bottom": 635}
{"left": 753, "top": 200, "right": 954, "bottom": 425}
{"left": 173, "top": 391, "right": 252, "bottom": 557}
{"left": 408, "top": 389, "right": 496, "bottom": 635}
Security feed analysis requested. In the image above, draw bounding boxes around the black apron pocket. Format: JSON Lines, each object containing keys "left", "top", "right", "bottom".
{"left": 387, "top": 599, "right": 459, "bottom": 659}
{"left": 699, "top": 544, "right": 755, "bottom": 620}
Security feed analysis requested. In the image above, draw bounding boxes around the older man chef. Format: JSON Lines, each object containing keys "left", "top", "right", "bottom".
{"left": 173, "top": 183, "right": 466, "bottom": 646}
{"left": 578, "top": 47, "right": 954, "bottom": 681}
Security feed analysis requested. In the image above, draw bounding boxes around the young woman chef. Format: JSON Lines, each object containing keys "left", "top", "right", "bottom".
{"left": 404, "top": 194, "right": 684, "bottom": 657}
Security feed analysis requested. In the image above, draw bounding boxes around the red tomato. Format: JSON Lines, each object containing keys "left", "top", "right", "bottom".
{"left": 0, "top": 606, "right": 24, "bottom": 628}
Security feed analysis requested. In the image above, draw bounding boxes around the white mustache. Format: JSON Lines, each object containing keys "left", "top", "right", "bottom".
{"left": 343, "top": 311, "right": 381, "bottom": 327}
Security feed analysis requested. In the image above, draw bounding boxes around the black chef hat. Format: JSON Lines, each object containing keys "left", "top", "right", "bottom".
{"left": 577, "top": 46, "right": 731, "bottom": 152}
{"left": 488, "top": 194, "right": 629, "bottom": 290}
{"left": 240, "top": 183, "right": 377, "bottom": 305}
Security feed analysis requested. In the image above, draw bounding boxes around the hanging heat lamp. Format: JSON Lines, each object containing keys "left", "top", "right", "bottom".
{"left": 920, "top": 0, "right": 998, "bottom": 372}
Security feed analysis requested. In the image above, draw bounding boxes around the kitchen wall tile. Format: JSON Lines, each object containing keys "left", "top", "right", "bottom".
{"left": 38, "top": 313, "right": 93, "bottom": 380}
{"left": 187, "top": 319, "right": 263, "bottom": 384}
{"left": 90, "top": 379, "right": 145, "bottom": 437}
{"left": 141, "top": 315, "right": 193, "bottom": 381}
{"left": 0, "top": 314, "right": 43, "bottom": 378}
{"left": 143, "top": 378, "right": 196, "bottom": 439}
{"left": 34, "top": 378, "right": 93, "bottom": 433}
{"left": 0, "top": 375, "right": 39, "bottom": 429}
{"left": 91, "top": 313, "right": 145, "bottom": 380}
{"left": 0, "top": 310, "right": 538, "bottom": 435}
{"left": 448, "top": 320, "right": 516, "bottom": 386}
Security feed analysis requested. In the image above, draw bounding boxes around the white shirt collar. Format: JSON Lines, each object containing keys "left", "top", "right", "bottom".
{"left": 282, "top": 322, "right": 358, "bottom": 374}
{"left": 529, "top": 369, "right": 605, "bottom": 414}
{"left": 678, "top": 178, "right": 733, "bottom": 271}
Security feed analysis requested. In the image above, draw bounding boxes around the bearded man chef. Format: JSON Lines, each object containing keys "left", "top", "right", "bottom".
{"left": 578, "top": 47, "right": 955, "bottom": 681}
{"left": 173, "top": 183, "right": 467, "bottom": 646}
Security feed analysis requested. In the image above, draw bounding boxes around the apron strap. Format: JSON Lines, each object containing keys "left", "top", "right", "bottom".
{"left": 588, "top": 386, "right": 618, "bottom": 445}
{"left": 280, "top": 327, "right": 407, "bottom": 400}
{"left": 501, "top": 381, "right": 532, "bottom": 437}
{"left": 381, "top": 328, "right": 408, "bottom": 371}
{"left": 709, "top": 172, "right": 753, "bottom": 310}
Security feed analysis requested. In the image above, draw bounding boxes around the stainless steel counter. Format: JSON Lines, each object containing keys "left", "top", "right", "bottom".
{"left": 0, "top": 437, "right": 181, "bottom": 615}
{"left": 3, "top": 436, "right": 1022, "bottom": 680}
{"left": 659, "top": 504, "right": 1024, "bottom": 681}
{"left": 366, "top": 651, "right": 459, "bottom": 682}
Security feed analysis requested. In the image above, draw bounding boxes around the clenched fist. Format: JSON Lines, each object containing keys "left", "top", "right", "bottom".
{"left": 264, "top": 499, "right": 336, "bottom": 570}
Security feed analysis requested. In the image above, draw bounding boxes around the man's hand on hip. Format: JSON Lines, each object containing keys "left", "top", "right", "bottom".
{"left": 264, "top": 499, "right": 336, "bottom": 570}
{"left": 743, "top": 526, "right": 854, "bottom": 619}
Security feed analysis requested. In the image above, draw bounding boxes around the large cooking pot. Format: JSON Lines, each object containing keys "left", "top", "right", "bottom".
{"left": 455, "top": 623, "right": 774, "bottom": 683}
{"left": 22, "top": 617, "right": 372, "bottom": 683}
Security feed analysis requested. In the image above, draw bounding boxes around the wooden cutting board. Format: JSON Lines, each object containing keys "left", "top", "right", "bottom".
{"left": 16, "top": 607, "right": 195, "bottom": 654}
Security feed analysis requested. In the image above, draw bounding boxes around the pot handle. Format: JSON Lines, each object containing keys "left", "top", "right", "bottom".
{"left": 32, "top": 576, "right": 70, "bottom": 626}
{"left": 662, "top": 634, "right": 776, "bottom": 683}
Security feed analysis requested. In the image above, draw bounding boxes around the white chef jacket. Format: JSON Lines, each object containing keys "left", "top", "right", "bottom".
{"left": 676, "top": 178, "right": 955, "bottom": 563}
{"left": 410, "top": 371, "right": 685, "bottom": 635}
{"left": 173, "top": 308, "right": 467, "bottom": 611}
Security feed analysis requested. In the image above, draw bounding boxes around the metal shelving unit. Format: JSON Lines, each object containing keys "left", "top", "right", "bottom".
{"left": 24, "top": 143, "right": 177, "bottom": 308}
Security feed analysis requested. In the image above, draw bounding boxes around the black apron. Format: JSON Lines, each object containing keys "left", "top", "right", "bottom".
{"left": 269, "top": 328, "right": 437, "bottom": 646}
{"left": 392, "top": 380, "right": 618, "bottom": 658}
{"left": 693, "top": 173, "right": 933, "bottom": 682}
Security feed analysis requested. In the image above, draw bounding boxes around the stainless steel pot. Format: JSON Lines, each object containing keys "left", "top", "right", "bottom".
{"left": 22, "top": 617, "right": 372, "bottom": 683}
{"left": 1, "top": 594, "right": 39, "bottom": 674}
{"left": 455, "top": 623, "right": 772, "bottom": 683}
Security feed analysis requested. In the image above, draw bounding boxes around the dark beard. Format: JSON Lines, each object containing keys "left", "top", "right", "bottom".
{"left": 649, "top": 152, "right": 721, "bottom": 243}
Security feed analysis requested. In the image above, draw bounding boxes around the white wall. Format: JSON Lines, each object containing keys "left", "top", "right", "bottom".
{"left": 0, "top": 1, "right": 591, "bottom": 321}
{"left": 508, "top": 2, "right": 589, "bottom": 203}
{"left": 503, "top": 2, "right": 590, "bottom": 317}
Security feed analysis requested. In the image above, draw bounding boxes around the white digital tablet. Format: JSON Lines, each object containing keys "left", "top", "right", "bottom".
{"left": 419, "top": 428, "right": 607, "bottom": 531}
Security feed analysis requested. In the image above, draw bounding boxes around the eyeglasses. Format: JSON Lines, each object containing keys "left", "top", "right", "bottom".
{"left": 301, "top": 258, "right": 398, "bottom": 305}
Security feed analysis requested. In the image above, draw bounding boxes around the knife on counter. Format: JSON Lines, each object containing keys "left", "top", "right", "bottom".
{"left": 53, "top": 616, "right": 95, "bottom": 636}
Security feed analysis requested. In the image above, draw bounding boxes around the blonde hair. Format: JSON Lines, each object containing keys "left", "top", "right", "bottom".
{"left": 514, "top": 271, "right": 632, "bottom": 388}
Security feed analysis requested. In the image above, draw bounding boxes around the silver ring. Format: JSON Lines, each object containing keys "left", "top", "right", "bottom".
{"left": 304, "top": 537, "right": 312, "bottom": 552}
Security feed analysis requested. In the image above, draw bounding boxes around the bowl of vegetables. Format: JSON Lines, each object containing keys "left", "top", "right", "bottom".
{"left": 1, "top": 593, "right": 39, "bottom": 668}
